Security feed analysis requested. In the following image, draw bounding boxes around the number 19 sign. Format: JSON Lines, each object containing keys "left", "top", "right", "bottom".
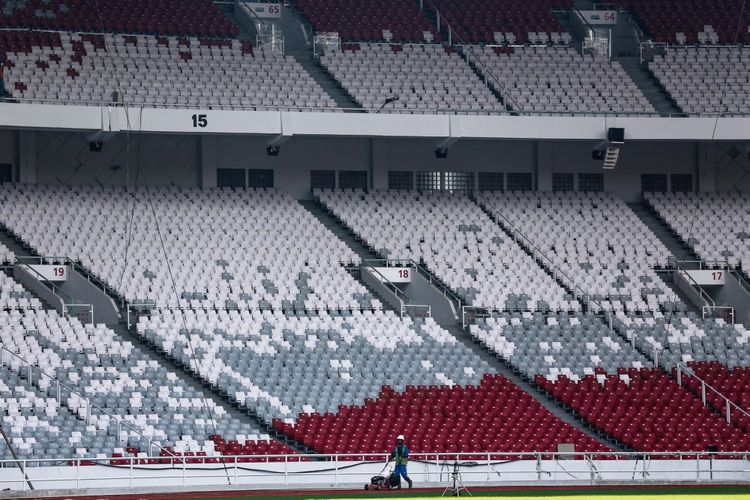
{"left": 22, "top": 264, "right": 68, "bottom": 282}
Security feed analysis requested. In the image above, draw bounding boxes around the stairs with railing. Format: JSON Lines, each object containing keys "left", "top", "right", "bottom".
{"left": 471, "top": 195, "right": 750, "bottom": 432}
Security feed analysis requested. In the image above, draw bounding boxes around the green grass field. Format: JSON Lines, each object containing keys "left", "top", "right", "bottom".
{"left": 191, "top": 485, "right": 750, "bottom": 500}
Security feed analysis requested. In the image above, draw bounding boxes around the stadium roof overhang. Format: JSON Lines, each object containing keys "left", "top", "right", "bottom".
{"left": 0, "top": 102, "right": 748, "bottom": 142}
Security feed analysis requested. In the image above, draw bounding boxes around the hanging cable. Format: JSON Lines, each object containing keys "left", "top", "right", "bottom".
{"left": 685, "top": 0, "right": 748, "bottom": 276}
{"left": 143, "top": 186, "right": 233, "bottom": 484}
{"left": 80, "top": 2, "right": 233, "bottom": 484}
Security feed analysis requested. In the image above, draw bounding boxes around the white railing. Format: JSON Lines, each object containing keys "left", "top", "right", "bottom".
{"left": 360, "top": 259, "right": 432, "bottom": 319}
{"left": 126, "top": 301, "right": 158, "bottom": 329}
{"left": 13, "top": 255, "right": 94, "bottom": 325}
{"left": 419, "top": 0, "right": 522, "bottom": 112}
{"left": 473, "top": 196, "right": 750, "bottom": 428}
{"left": 364, "top": 257, "right": 463, "bottom": 317}
{"left": 1, "top": 451, "right": 748, "bottom": 492}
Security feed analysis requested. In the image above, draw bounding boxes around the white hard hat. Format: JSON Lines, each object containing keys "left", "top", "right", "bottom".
{"left": 397, "top": 435, "right": 405, "bottom": 441}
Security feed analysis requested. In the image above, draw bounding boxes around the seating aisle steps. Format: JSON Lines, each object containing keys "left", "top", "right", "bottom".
{"left": 302, "top": 197, "right": 628, "bottom": 452}
{"left": 627, "top": 201, "right": 703, "bottom": 312}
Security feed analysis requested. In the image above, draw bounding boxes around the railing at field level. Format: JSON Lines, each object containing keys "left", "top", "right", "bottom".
{"left": 0, "top": 451, "right": 749, "bottom": 492}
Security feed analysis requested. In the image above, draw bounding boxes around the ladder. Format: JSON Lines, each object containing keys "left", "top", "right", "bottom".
{"left": 603, "top": 146, "right": 620, "bottom": 170}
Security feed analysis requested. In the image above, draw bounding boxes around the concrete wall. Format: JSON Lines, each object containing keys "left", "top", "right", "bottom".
{"left": 4, "top": 129, "right": 738, "bottom": 201}
{"left": 32, "top": 131, "right": 200, "bottom": 187}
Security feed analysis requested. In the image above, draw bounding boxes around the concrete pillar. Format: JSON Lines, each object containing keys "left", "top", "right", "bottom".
{"left": 697, "top": 142, "right": 716, "bottom": 193}
{"left": 199, "top": 135, "right": 217, "bottom": 188}
{"left": 371, "top": 139, "right": 390, "bottom": 190}
{"left": 17, "top": 130, "right": 36, "bottom": 184}
{"left": 536, "top": 141, "right": 553, "bottom": 192}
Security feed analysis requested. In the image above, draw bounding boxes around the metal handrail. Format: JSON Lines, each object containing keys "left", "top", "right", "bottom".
{"left": 0, "top": 344, "right": 170, "bottom": 457}
{"left": 5, "top": 94, "right": 750, "bottom": 118}
{"left": 14, "top": 257, "right": 95, "bottom": 324}
{"left": 365, "top": 257, "right": 464, "bottom": 311}
{"left": 475, "top": 195, "right": 591, "bottom": 310}
{"left": 14, "top": 254, "right": 120, "bottom": 304}
{"left": 476, "top": 196, "right": 750, "bottom": 426}
{"left": 360, "top": 259, "right": 435, "bottom": 319}
{"left": 420, "top": 0, "right": 522, "bottom": 112}
{"left": 360, "top": 259, "right": 412, "bottom": 305}
{"left": 573, "top": 6, "right": 597, "bottom": 40}
{"left": 15, "top": 256, "right": 77, "bottom": 304}
{"left": 673, "top": 261, "right": 717, "bottom": 309}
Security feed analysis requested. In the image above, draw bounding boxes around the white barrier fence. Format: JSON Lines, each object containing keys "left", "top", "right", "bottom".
{"left": 1, "top": 452, "right": 749, "bottom": 492}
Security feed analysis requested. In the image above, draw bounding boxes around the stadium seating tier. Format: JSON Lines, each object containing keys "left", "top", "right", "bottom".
{"left": 0, "top": 0, "right": 238, "bottom": 38}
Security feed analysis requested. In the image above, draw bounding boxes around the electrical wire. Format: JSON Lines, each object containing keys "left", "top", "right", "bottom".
{"left": 709, "top": 0, "right": 748, "bottom": 141}
{"left": 143, "top": 186, "right": 233, "bottom": 485}
{"left": 79, "top": 2, "right": 233, "bottom": 485}
{"left": 684, "top": 0, "right": 748, "bottom": 294}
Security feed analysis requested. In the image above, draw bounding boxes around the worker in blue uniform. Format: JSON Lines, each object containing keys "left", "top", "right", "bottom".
{"left": 391, "top": 434, "right": 413, "bottom": 489}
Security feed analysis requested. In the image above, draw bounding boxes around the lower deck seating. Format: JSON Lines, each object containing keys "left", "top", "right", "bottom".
{"left": 279, "top": 374, "right": 609, "bottom": 457}
{"left": 0, "top": 273, "right": 42, "bottom": 311}
{"left": 316, "top": 189, "right": 577, "bottom": 312}
{"left": 0, "top": 276, "right": 296, "bottom": 462}
{"left": 471, "top": 311, "right": 750, "bottom": 452}
{"left": 682, "top": 362, "right": 750, "bottom": 432}
{"left": 479, "top": 192, "right": 676, "bottom": 314}
{"left": 0, "top": 241, "right": 13, "bottom": 266}
{"left": 138, "top": 309, "right": 490, "bottom": 425}
{"left": 0, "top": 184, "right": 371, "bottom": 310}
{"left": 539, "top": 369, "right": 749, "bottom": 453}
{"left": 616, "top": 311, "right": 750, "bottom": 368}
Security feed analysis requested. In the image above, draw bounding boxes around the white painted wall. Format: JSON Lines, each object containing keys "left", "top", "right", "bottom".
{"left": 0, "top": 458, "right": 746, "bottom": 492}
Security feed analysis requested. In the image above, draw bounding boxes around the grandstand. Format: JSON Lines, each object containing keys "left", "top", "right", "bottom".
{"left": 0, "top": 0, "right": 749, "bottom": 496}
